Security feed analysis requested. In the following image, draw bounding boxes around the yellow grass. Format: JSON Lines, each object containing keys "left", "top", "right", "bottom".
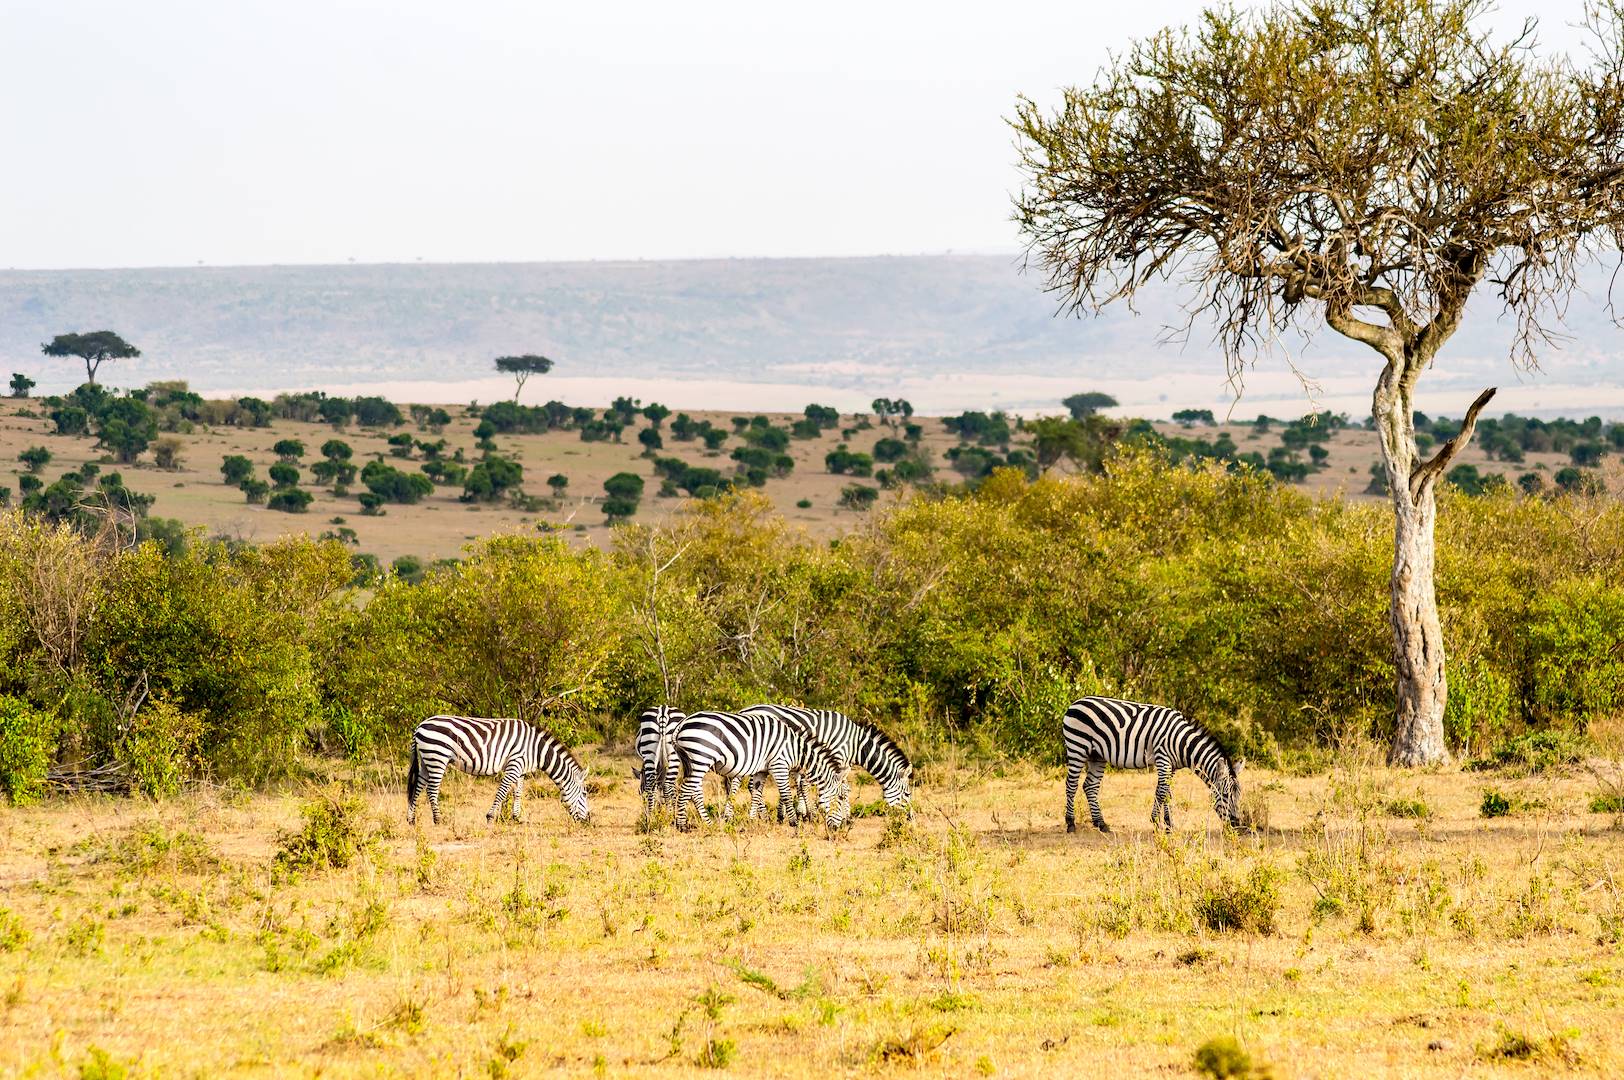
{"left": 1, "top": 749, "right": 1620, "bottom": 1078}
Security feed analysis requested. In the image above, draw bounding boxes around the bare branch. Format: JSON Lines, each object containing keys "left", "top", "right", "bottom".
{"left": 1409, "top": 386, "right": 1498, "bottom": 498}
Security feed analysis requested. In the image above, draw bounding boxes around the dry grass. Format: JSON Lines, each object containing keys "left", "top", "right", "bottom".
{"left": 0, "top": 754, "right": 1621, "bottom": 1078}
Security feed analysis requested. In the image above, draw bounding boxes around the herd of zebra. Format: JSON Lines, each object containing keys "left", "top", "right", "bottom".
{"left": 405, "top": 696, "right": 1248, "bottom": 834}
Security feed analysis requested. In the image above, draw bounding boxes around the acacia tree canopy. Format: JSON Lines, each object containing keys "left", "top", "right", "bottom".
{"left": 41, "top": 331, "right": 141, "bottom": 387}
{"left": 494, "top": 354, "right": 554, "bottom": 402}
{"left": 1014, "top": 0, "right": 1624, "bottom": 765}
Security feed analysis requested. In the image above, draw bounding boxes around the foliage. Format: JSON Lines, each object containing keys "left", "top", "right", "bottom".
{"left": 362, "top": 461, "right": 433, "bottom": 504}
{"left": 461, "top": 456, "right": 523, "bottom": 502}
{"left": 0, "top": 695, "right": 54, "bottom": 805}
{"left": 1062, "top": 391, "right": 1116, "bottom": 419}
{"left": 9, "top": 372, "right": 35, "bottom": 398}
{"left": 41, "top": 330, "right": 140, "bottom": 385}
{"left": 267, "top": 488, "right": 314, "bottom": 513}
{"left": 274, "top": 788, "right": 374, "bottom": 873}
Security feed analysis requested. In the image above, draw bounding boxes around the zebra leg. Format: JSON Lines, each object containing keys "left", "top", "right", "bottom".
{"left": 510, "top": 777, "right": 524, "bottom": 823}
{"left": 1084, "top": 759, "right": 1110, "bottom": 833}
{"left": 487, "top": 760, "right": 522, "bottom": 822}
{"left": 641, "top": 760, "right": 660, "bottom": 817}
{"left": 662, "top": 757, "right": 679, "bottom": 807}
{"left": 1152, "top": 752, "right": 1173, "bottom": 831}
{"left": 770, "top": 764, "right": 797, "bottom": 826}
{"left": 720, "top": 775, "right": 740, "bottom": 821}
{"left": 747, "top": 774, "right": 768, "bottom": 819}
{"left": 795, "top": 774, "right": 811, "bottom": 822}
{"left": 1064, "top": 758, "right": 1082, "bottom": 833}
{"left": 407, "top": 749, "right": 421, "bottom": 825}
{"left": 425, "top": 758, "right": 446, "bottom": 826}
{"left": 676, "top": 766, "right": 710, "bottom": 830}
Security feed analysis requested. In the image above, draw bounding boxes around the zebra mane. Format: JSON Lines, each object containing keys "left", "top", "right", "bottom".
{"left": 858, "top": 719, "right": 910, "bottom": 769}
{"left": 534, "top": 723, "right": 584, "bottom": 777}
{"left": 1185, "top": 717, "right": 1235, "bottom": 781}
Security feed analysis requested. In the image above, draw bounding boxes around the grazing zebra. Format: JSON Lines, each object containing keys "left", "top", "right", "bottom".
{"left": 741, "top": 704, "right": 913, "bottom": 820}
{"left": 407, "top": 715, "right": 590, "bottom": 825}
{"left": 636, "top": 704, "right": 687, "bottom": 814}
{"left": 672, "top": 710, "right": 850, "bottom": 831}
{"left": 1060, "top": 696, "right": 1243, "bottom": 832}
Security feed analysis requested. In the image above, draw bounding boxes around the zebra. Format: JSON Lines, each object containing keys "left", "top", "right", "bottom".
{"left": 740, "top": 704, "right": 913, "bottom": 820}
{"left": 407, "top": 715, "right": 590, "bottom": 825}
{"left": 1060, "top": 696, "right": 1243, "bottom": 833}
{"left": 636, "top": 704, "right": 686, "bottom": 814}
{"left": 672, "top": 710, "right": 850, "bottom": 831}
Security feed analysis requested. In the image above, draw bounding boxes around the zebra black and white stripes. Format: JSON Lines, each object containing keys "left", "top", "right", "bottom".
{"left": 741, "top": 704, "right": 913, "bottom": 818}
{"left": 636, "top": 705, "right": 686, "bottom": 814}
{"left": 1060, "top": 696, "right": 1242, "bottom": 832}
{"left": 672, "top": 710, "right": 850, "bottom": 830}
{"left": 408, "top": 715, "right": 590, "bottom": 825}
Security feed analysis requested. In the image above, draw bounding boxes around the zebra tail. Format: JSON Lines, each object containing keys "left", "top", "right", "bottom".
{"left": 406, "top": 745, "right": 420, "bottom": 806}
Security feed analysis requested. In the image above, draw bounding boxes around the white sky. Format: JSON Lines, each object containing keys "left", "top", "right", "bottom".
{"left": 0, "top": 1, "right": 1597, "bottom": 270}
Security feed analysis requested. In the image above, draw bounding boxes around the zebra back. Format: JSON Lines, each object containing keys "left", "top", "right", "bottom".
{"left": 745, "top": 703, "right": 912, "bottom": 805}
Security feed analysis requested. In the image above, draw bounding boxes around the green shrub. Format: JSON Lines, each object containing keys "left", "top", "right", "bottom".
{"left": 1471, "top": 730, "right": 1591, "bottom": 773}
{"left": 1382, "top": 797, "right": 1430, "bottom": 819}
{"left": 0, "top": 696, "right": 54, "bottom": 805}
{"left": 267, "top": 488, "right": 314, "bottom": 513}
{"left": 0, "top": 907, "right": 28, "bottom": 952}
{"left": 275, "top": 789, "right": 373, "bottom": 873}
{"left": 1194, "top": 865, "right": 1280, "bottom": 934}
{"left": 120, "top": 697, "right": 203, "bottom": 798}
{"left": 1589, "top": 791, "right": 1623, "bottom": 814}
{"left": 1480, "top": 789, "right": 1514, "bottom": 817}
{"left": 1192, "top": 1035, "right": 1270, "bottom": 1079}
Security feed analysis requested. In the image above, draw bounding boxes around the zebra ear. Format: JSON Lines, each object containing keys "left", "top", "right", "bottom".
{"left": 1232, "top": 758, "right": 1245, "bottom": 776}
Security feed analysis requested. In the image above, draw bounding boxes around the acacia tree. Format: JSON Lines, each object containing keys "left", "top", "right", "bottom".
{"left": 1014, "top": 0, "right": 1624, "bottom": 765}
{"left": 495, "top": 354, "right": 554, "bottom": 402}
{"left": 42, "top": 331, "right": 141, "bottom": 387}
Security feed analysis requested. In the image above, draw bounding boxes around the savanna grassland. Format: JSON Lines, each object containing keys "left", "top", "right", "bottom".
{"left": 0, "top": 743, "right": 1621, "bottom": 1079}
{"left": 0, "top": 391, "right": 1566, "bottom": 564}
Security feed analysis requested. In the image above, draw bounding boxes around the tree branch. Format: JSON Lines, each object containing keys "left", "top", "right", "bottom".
{"left": 1409, "top": 386, "right": 1498, "bottom": 498}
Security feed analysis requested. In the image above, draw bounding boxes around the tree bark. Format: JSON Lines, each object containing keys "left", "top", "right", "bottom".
{"left": 1373, "top": 355, "right": 1496, "bottom": 766}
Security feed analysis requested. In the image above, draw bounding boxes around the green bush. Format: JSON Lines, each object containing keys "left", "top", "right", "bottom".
{"left": 1480, "top": 789, "right": 1514, "bottom": 817}
{"left": 275, "top": 789, "right": 373, "bottom": 873}
{"left": 268, "top": 488, "right": 314, "bottom": 514}
{"left": 0, "top": 696, "right": 55, "bottom": 805}
{"left": 1193, "top": 865, "right": 1280, "bottom": 934}
{"left": 1192, "top": 1036, "right": 1269, "bottom": 1079}
{"left": 120, "top": 697, "right": 203, "bottom": 798}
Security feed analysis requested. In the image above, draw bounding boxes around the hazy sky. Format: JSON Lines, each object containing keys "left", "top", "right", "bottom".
{"left": 0, "top": 1, "right": 1599, "bottom": 269}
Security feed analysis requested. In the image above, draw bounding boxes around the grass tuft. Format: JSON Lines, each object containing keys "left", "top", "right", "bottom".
{"left": 1192, "top": 1035, "right": 1273, "bottom": 1079}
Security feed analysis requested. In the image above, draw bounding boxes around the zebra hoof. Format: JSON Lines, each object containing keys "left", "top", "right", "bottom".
{"left": 1065, "top": 821, "right": 1076, "bottom": 834}
{"left": 1093, "top": 821, "right": 1112, "bottom": 834}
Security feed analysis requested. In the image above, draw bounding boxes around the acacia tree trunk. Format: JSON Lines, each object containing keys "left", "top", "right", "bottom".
{"left": 1370, "top": 354, "right": 1496, "bottom": 766}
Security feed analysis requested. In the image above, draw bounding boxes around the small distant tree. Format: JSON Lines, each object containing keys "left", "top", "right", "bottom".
{"left": 547, "top": 473, "right": 569, "bottom": 497}
{"left": 268, "top": 463, "right": 300, "bottom": 488}
{"left": 273, "top": 438, "right": 305, "bottom": 462}
{"left": 643, "top": 403, "right": 672, "bottom": 428}
{"left": 321, "top": 439, "right": 353, "bottom": 461}
{"left": 220, "top": 455, "right": 253, "bottom": 485}
{"left": 490, "top": 355, "right": 555, "bottom": 402}
{"left": 1030, "top": 416, "right": 1119, "bottom": 473}
{"left": 267, "top": 488, "right": 314, "bottom": 513}
{"left": 1172, "top": 409, "right": 1216, "bottom": 427}
{"left": 152, "top": 436, "right": 185, "bottom": 471}
{"left": 240, "top": 478, "right": 270, "bottom": 504}
{"left": 17, "top": 446, "right": 51, "bottom": 473}
{"left": 94, "top": 398, "right": 157, "bottom": 463}
{"left": 604, "top": 472, "right": 645, "bottom": 501}
{"left": 638, "top": 427, "right": 663, "bottom": 455}
{"left": 1062, "top": 392, "right": 1117, "bottom": 419}
{"left": 9, "top": 373, "right": 34, "bottom": 398}
{"left": 41, "top": 331, "right": 140, "bottom": 387}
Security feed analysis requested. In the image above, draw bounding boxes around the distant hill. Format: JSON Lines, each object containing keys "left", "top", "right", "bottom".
{"left": 2, "top": 255, "right": 1622, "bottom": 418}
